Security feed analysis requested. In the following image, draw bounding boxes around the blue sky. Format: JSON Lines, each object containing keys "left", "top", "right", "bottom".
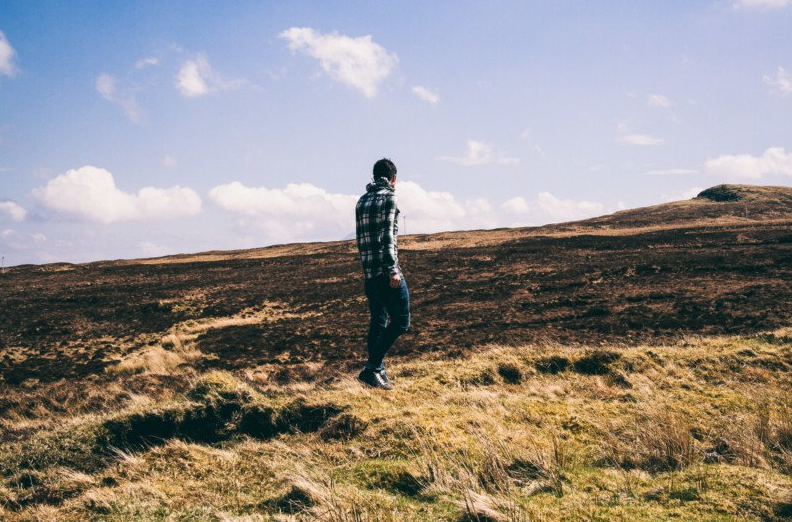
{"left": 1, "top": 0, "right": 791, "bottom": 265}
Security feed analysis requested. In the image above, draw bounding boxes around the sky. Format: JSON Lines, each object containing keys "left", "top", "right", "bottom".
{"left": 1, "top": 0, "right": 791, "bottom": 266}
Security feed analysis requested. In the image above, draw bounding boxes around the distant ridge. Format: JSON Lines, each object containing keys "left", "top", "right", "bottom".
{"left": 11, "top": 184, "right": 792, "bottom": 270}
{"left": 552, "top": 183, "right": 792, "bottom": 232}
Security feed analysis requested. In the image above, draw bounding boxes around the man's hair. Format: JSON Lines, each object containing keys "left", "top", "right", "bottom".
{"left": 373, "top": 158, "right": 397, "bottom": 180}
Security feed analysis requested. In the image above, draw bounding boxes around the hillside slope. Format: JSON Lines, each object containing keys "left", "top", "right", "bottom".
{"left": 1, "top": 184, "right": 792, "bottom": 389}
{"left": 2, "top": 184, "right": 792, "bottom": 520}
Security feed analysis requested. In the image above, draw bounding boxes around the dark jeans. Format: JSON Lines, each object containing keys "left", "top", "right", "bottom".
{"left": 364, "top": 273, "right": 410, "bottom": 372}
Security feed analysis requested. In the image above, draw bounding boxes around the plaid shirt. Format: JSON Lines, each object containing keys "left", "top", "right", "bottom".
{"left": 355, "top": 177, "right": 401, "bottom": 280}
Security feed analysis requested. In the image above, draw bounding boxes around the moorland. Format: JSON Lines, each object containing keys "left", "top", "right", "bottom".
{"left": 1, "top": 183, "right": 792, "bottom": 521}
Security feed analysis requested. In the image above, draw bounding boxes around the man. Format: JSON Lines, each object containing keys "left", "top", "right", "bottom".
{"left": 355, "top": 158, "right": 410, "bottom": 390}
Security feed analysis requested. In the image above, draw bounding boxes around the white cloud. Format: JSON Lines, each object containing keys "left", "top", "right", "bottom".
{"left": 278, "top": 27, "right": 398, "bottom": 98}
{"left": 704, "top": 147, "right": 792, "bottom": 179}
{"left": 135, "top": 57, "right": 159, "bottom": 69}
{"left": 208, "top": 181, "right": 357, "bottom": 242}
{"left": 33, "top": 166, "right": 202, "bottom": 223}
{"left": 501, "top": 197, "right": 530, "bottom": 215}
{"left": 733, "top": 0, "right": 790, "bottom": 8}
{"left": 647, "top": 94, "right": 673, "bottom": 108}
{"left": 526, "top": 192, "right": 603, "bottom": 222}
{"left": 396, "top": 181, "right": 498, "bottom": 233}
{"left": 644, "top": 168, "right": 699, "bottom": 176}
{"left": 500, "top": 192, "right": 605, "bottom": 225}
{"left": 177, "top": 58, "right": 209, "bottom": 97}
{"left": 209, "top": 181, "right": 355, "bottom": 217}
{"left": 95, "top": 73, "right": 141, "bottom": 122}
{"left": 0, "top": 31, "right": 18, "bottom": 77}
{"left": 659, "top": 187, "right": 704, "bottom": 203}
{"left": 203, "top": 178, "right": 612, "bottom": 242}
{"left": 209, "top": 179, "right": 506, "bottom": 238}
{"left": 0, "top": 200, "right": 26, "bottom": 221}
{"left": 763, "top": 66, "right": 792, "bottom": 95}
{"left": 617, "top": 134, "right": 664, "bottom": 146}
{"left": 95, "top": 73, "right": 117, "bottom": 99}
{"left": 176, "top": 55, "right": 244, "bottom": 98}
{"left": 437, "top": 139, "right": 520, "bottom": 166}
{"left": 412, "top": 85, "right": 439, "bottom": 104}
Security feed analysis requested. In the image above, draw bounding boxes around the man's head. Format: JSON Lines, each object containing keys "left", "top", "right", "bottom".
{"left": 373, "top": 158, "right": 397, "bottom": 185}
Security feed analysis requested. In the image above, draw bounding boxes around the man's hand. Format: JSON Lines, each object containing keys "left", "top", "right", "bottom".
{"left": 389, "top": 272, "right": 401, "bottom": 288}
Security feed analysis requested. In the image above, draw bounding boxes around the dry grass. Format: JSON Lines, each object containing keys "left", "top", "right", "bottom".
{"left": 106, "top": 301, "right": 315, "bottom": 376}
{"left": 3, "top": 334, "right": 792, "bottom": 521}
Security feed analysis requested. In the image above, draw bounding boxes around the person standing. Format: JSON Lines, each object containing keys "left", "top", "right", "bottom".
{"left": 355, "top": 158, "right": 410, "bottom": 390}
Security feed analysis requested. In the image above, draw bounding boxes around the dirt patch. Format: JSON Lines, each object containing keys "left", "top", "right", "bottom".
{"left": 535, "top": 356, "right": 570, "bottom": 374}
{"left": 319, "top": 412, "right": 368, "bottom": 441}
{"left": 572, "top": 350, "right": 622, "bottom": 375}
{"left": 496, "top": 362, "right": 523, "bottom": 384}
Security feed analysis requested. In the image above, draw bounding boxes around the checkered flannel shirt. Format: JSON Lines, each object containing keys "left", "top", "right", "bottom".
{"left": 355, "top": 177, "right": 401, "bottom": 280}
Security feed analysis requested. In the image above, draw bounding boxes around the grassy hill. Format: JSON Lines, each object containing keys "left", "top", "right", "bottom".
{"left": 2, "top": 184, "right": 792, "bottom": 520}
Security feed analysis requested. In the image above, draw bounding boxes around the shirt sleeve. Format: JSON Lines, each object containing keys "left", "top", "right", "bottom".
{"left": 381, "top": 194, "right": 400, "bottom": 276}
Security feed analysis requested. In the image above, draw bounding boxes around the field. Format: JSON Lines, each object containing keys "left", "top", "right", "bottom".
{"left": 2, "top": 184, "right": 792, "bottom": 520}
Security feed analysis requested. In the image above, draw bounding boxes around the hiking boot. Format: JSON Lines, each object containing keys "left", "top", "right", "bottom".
{"left": 357, "top": 369, "right": 393, "bottom": 391}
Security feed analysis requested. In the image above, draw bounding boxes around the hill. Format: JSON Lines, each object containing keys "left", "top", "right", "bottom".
{"left": 1, "top": 183, "right": 792, "bottom": 520}
{"left": 2, "top": 184, "right": 791, "bottom": 386}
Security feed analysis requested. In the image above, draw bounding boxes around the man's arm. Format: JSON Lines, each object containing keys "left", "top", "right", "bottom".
{"left": 381, "top": 194, "right": 400, "bottom": 285}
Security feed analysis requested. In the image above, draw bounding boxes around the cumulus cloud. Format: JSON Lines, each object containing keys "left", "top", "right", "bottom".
{"left": 396, "top": 181, "right": 498, "bottom": 233}
{"left": 209, "top": 180, "right": 501, "bottom": 237}
{"left": 209, "top": 179, "right": 608, "bottom": 241}
{"left": 733, "top": 0, "right": 790, "bottom": 8}
{"left": 33, "top": 166, "right": 202, "bottom": 223}
{"left": 412, "top": 85, "right": 439, "bottom": 104}
{"left": 176, "top": 55, "right": 244, "bottom": 98}
{"left": 0, "top": 30, "right": 18, "bottom": 77}
{"left": 208, "top": 181, "right": 355, "bottom": 217}
{"left": 501, "top": 197, "right": 530, "bottom": 215}
{"left": 278, "top": 27, "right": 398, "bottom": 98}
{"left": 617, "top": 134, "right": 664, "bottom": 146}
{"left": 502, "top": 193, "right": 604, "bottom": 223}
{"left": 437, "top": 139, "right": 520, "bottom": 166}
{"left": 177, "top": 58, "right": 209, "bottom": 97}
{"left": 647, "top": 94, "right": 673, "bottom": 108}
{"left": 0, "top": 200, "right": 26, "bottom": 221}
{"left": 704, "top": 147, "right": 792, "bottom": 179}
{"left": 95, "top": 73, "right": 142, "bottom": 122}
{"left": 208, "top": 181, "right": 357, "bottom": 242}
{"left": 763, "top": 66, "right": 792, "bottom": 95}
